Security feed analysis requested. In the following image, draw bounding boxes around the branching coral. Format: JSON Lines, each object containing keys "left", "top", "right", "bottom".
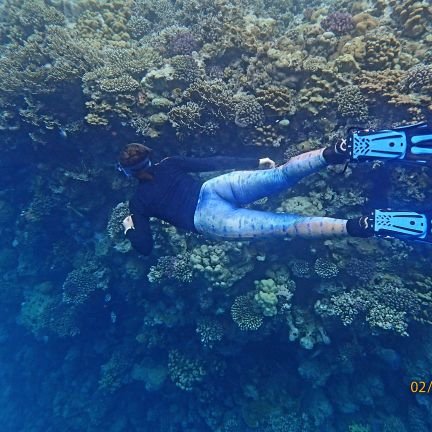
{"left": 168, "top": 350, "right": 206, "bottom": 391}
{"left": 183, "top": 80, "right": 237, "bottom": 123}
{"left": 231, "top": 294, "right": 263, "bottom": 331}
{"left": 98, "top": 350, "right": 132, "bottom": 393}
{"left": 168, "top": 102, "right": 204, "bottom": 136}
{"left": 234, "top": 95, "right": 264, "bottom": 128}
{"left": 255, "top": 85, "right": 297, "bottom": 116}
{"left": 0, "top": 0, "right": 64, "bottom": 44}
{"left": 320, "top": 12, "right": 354, "bottom": 35}
{"left": 106, "top": 201, "right": 132, "bottom": 253}
{"left": 127, "top": 0, "right": 177, "bottom": 39}
{"left": 399, "top": 64, "right": 432, "bottom": 93}
{"left": 147, "top": 255, "right": 193, "bottom": 284}
{"left": 196, "top": 318, "right": 223, "bottom": 348}
{"left": 18, "top": 283, "right": 81, "bottom": 338}
{"left": 170, "top": 55, "right": 202, "bottom": 84}
{"left": 315, "top": 279, "right": 421, "bottom": 336}
{"left": 334, "top": 85, "right": 368, "bottom": 121}
{"left": 62, "top": 261, "right": 110, "bottom": 305}
{"left": 165, "top": 28, "right": 201, "bottom": 57}
{"left": 314, "top": 258, "right": 339, "bottom": 279}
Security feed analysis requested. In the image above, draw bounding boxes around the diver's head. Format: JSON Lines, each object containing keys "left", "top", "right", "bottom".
{"left": 117, "top": 143, "right": 153, "bottom": 180}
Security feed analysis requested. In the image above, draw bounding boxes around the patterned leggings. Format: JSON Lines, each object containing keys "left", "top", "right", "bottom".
{"left": 193, "top": 149, "right": 348, "bottom": 240}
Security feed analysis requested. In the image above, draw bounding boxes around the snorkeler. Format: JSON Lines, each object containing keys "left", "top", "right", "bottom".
{"left": 117, "top": 122, "right": 432, "bottom": 255}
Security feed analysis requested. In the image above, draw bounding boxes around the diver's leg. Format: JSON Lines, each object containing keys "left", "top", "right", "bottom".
{"left": 194, "top": 202, "right": 348, "bottom": 240}
{"left": 206, "top": 148, "right": 329, "bottom": 206}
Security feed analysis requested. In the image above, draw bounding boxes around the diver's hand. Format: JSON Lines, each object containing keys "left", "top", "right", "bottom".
{"left": 122, "top": 215, "right": 135, "bottom": 235}
{"left": 258, "top": 157, "right": 276, "bottom": 169}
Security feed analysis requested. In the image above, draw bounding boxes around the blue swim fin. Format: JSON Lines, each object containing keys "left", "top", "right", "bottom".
{"left": 348, "top": 209, "right": 432, "bottom": 243}
{"left": 347, "top": 122, "right": 432, "bottom": 166}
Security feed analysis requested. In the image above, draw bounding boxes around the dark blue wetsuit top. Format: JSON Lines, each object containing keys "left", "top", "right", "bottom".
{"left": 126, "top": 156, "right": 259, "bottom": 255}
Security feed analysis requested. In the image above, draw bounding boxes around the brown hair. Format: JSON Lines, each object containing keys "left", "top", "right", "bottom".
{"left": 118, "top": 143, "right": 154, "bottom": 180}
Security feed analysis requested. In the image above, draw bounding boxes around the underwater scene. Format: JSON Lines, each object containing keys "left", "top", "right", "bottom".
{"left": 1, "top": 0, "right": 432, "bottom": 431}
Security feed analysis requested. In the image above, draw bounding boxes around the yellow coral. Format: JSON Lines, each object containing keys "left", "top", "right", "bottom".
{"left": 390, "top": 0, "right": 432, "bottom": 38}
{"left": 352, "top": 12, "right": 379, "bottom": 34}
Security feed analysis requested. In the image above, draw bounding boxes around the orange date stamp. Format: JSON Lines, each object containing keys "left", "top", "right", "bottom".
{"left": 410, "top": 381, "right": 432, "bottom": 394}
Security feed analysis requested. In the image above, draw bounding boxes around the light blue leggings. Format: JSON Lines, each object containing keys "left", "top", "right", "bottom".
{"left": 193, "top": 149, "right": 348, "bottom": 240}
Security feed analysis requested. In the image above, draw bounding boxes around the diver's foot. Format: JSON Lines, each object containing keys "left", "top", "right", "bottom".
{"left": 346, "top": 215, "right": 374, "bottom": 238}
{"left": 348, "top": 210, "right": 432, "bottom": 243}
{"left": 322, "top": 138, "right": 350, "bottom": 164}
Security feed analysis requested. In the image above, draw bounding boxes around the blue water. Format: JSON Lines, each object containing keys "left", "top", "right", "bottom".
{"left": 1, "top": 0, "right": 432, "bottom": 431}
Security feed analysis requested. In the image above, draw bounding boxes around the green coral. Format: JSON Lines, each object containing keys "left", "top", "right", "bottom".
{"left": 253, "top": 266, "right": 295, "bottom": 317}
{"left": 189, "top": 242, "right": 254, "bottom": 289}
{"left": 254, "top": 279, "right": 279, "bottom": 317}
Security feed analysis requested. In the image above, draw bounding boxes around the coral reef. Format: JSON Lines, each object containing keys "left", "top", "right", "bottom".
{"left": 2, "top": 1, "right": 432, "bottom": 431}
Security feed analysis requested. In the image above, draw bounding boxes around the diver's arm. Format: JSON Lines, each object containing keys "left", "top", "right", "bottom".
{"left": 124, "top": 213, "right": 153, "bottom": 255}
{"left": 161, "top": 156, "right": 262, "bottom": 172}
